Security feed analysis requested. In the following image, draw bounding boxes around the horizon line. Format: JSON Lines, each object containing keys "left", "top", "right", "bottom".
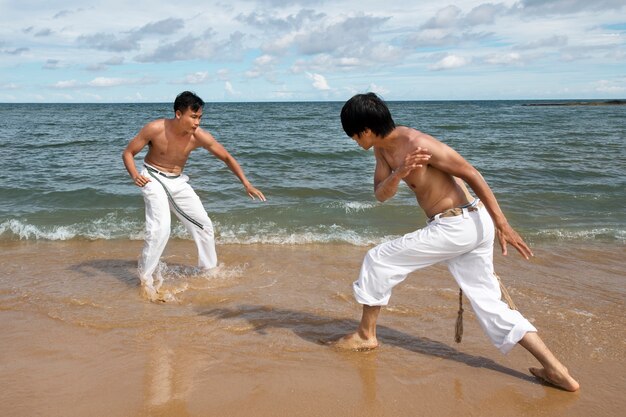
{"left": 1, "top": 98, "right": 624, "bottom": 105}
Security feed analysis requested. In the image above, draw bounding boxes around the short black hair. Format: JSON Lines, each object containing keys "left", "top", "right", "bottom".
{"left": 340, "top": 92, "right": 395, "bottom": 138}
{"left": 174, "top": 91, "right": 205, "bottom": 113}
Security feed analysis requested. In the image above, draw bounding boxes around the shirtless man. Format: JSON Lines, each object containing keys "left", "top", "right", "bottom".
{"left": 335, "top": 93, "right": 579, "bottom": 392}
{"left": 122, "top": 91, "right": 265, "bottom": 301}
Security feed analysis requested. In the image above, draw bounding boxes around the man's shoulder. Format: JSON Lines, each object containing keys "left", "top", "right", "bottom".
{"left": 402, "top": 127, "right": 437, "bottom": 145}
{"left": 192, "top": 127, "right": 216, "bottom": 144}
{"left": 137, "top": 119, "right": 166, "bottom": 139}
{"left": 144, "top": 118, "right": 166, "bottom": 132}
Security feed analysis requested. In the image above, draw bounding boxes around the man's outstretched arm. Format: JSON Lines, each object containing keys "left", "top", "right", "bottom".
{"left": 198, "top": 130, "right": 266, "bottom": 201}
{"left": 424, "top": 135, "right": 533, "bottom": 259}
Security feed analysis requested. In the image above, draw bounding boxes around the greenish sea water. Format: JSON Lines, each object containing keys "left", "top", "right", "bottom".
{"left": 1, "top": 101, "right": 624, "bottom": 244}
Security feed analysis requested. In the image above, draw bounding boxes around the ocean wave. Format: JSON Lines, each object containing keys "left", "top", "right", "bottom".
{"left": 0, "top": 218, "right": 392, "bottom": 246}
{"left": 0, "top": 219, "right": 78, "bottom": 241}
{"left": 533, "top": 228, "right": 626, "bottom": 242}
{"left": 217, "top": 223, "right": 393, "bottom": 246}
{"left": 0, "top": 217, "right": 144, "bottom": 241}
{"left": 19, "top": 138, "right": 102, "bottom": 150}
{"left": 325, "top": 201, "right": 378, "bottom": 213}
{"left": 1, "top": 217, "right": 623, "bottom": 245}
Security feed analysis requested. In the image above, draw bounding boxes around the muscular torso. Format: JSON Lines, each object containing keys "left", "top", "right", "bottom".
{"left": 377, "top": 127, "right": 472, "bottom": 218}
{"left": 143, "top": 119, "right": 203, "bottom": 174}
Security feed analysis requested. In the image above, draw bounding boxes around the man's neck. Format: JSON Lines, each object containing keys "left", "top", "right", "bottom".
{"left": 168, "top": 118, "right": 192, "bottom": 137}
{"left": 373, "top": 128, "right": 400, "bottom": 150}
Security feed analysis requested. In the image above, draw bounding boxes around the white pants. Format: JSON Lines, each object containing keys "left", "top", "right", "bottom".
{"left": 353, "top": 204, "right": 536, "bottom": 354}
{"left": 138, "top": 165, "right": 217, "bottom": 290}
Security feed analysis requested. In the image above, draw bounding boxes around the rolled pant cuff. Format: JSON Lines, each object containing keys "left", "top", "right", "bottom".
{"left": 497, "top": 321, "right": 538, "bottom": 354}
{"left": 353, "top": 281, "right": 390, "bottom": 306}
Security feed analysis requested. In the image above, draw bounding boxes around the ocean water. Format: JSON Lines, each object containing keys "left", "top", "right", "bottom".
{"left": 0, "top": 101, "right": 624, "bottom": 244}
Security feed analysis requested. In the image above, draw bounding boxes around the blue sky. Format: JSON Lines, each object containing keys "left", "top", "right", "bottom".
{"left": 0, "top": 0, "right": 624, "bottom": 102}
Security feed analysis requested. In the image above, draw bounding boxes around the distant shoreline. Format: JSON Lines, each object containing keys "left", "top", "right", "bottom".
{"left": 522, "top": 100, "right": 626, "bottom": 106}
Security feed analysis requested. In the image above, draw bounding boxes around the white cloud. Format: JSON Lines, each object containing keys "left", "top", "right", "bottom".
{"left": 484, "top": 52, "right": 523, "bottom": 65}
{"left": 254, "top": 54, "right": 275, "bottom": 66}
{"left": 217, "top": 69, "right": 230, "bottom": 81}
{"left": 43, "top": 59, "right": 61, "bottom": 69}
{"left": 516, "top": 35, "right": 568, "bottom": 50}
{"left": 52, "top": 77, "right": 154, "bottom": 89}
{"left": 429, "top": 55, "right": 470, "bottom": 70}
{"left": 103, "top": 57, "right": 124, "bottom": 65}
{"left": 77, "top": 18, "right": 184, "bottom": 52}
{"left": 225, "top": 81, "right": 238, "bottom": 95}
{"left": 306, "top": 72, "right": 330, "bottom": 90}
{"left": 465, "top": 3, "right": 506, "bottom": 26}
{"left": 517, "top": 0, "right": 626, "bottom": 15}
{"left": 52, "top": 80, "right": 80, "bottom": 89}
{"left": 88, "top": 77, "right": 148, "bottom": 87}
{"left": 294, "top": 15, "right": 390, "bottom": 56}
{"left": 245, "top": 53, "right": 279, "bottom": 81}
{"left": 421, "top": 5, "right": 461, "bottom": 29}
{"left": 85, "top": 64, "right": 107, "bottom": 72}
{"left": 84, "top": 93, "right": 103, "bottom": 101}
{"left": 35, "top": 28, "right": 53, "bottom": 37}
{"left": 594, "top": 79, "right": 626, "bottom": 94}
{"left": 1, "top": 1, "right": 625, "bottom": 101}
{"left": 368, "top": 83, "right": 389, "bottom": 96}
{"left": 182, "top": 72, "right": 211, "bottom": 84}
{"left": 237, "top": 9, "right": 325, "bottom": 33}
{"left": 136, "top": 18, "right": 184, "bottom": 36}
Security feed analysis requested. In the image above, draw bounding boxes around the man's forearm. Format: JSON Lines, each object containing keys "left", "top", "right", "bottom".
{"left": 375, "top": 170, "right": 403, "bottom": 202}
{"left": 464, "top": 170, "right": 508, "bottom": 228}
{"left": 224, "top": 157, "right": 251, "bottom": 187}
{"left": 122, "top": 151, "right": 140, "bottom": 179}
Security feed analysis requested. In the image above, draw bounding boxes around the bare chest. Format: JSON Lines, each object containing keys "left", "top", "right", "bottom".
{"left": 381, "top": 148, "right": 429, "bottom": 190}
{"left": 149, "top": 133, "right": 198, "bottom": 159}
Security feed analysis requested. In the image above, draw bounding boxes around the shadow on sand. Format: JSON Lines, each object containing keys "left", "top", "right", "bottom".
{"left": 68, "top": 259, "right": 138, "bottom": 287}
{"left": 199, "top": 304, "right": 537, "bottom": 385}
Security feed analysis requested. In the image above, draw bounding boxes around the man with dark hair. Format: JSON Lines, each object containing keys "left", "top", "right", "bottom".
{"left": 335, "top": 92, "right": 579, "bottom": 392}
{"left": 122, "top": 91, "right": 265, "bottom": 301}
{"left": 173, "top": 90, "right": 205, "bottom": 113}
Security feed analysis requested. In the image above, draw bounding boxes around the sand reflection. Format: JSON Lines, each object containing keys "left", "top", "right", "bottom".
{"left": 144, "top": 340, "right": 209, "bottom": 416}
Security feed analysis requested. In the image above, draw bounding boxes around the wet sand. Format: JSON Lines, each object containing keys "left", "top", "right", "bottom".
{"left": 0, "top": 240, "right": 624, "bottom": 416}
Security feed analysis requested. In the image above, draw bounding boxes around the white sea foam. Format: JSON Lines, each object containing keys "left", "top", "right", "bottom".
{"left": 0, "top": 218, "right": 144, "bottom": 241}
{"left": 328, "top": 201, "right": 377, "bottom": 213}
{"left": 162, "top": 262, "right": 247, "bottom": 281}
{"left": 1, "top": 217, "right": 623, "bottom": 245}
{"left": 0, "top": 219, "right": 77, "bottom": 240}
{"left": 216, "top": 222, "right": 393, "bottom": 246}
{"left": 536, "top": 228, "right": 625, "bottom": 242}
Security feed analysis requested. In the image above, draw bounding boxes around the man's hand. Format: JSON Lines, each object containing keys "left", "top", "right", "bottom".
{"left": 395, "top": 147, "right": 431, "bottom": 178}
{"left": 245, "top": 184, "right": 266, "bottom": 201}
{"left": 496, "top": 223, "right": 534, "bottom": 260}
{"left": 133, "top": 175, "right": 151, "bottom": 187}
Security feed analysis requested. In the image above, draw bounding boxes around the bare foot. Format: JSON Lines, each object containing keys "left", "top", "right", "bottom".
{"left": 331, "top": 332, "right": 379, "bottom": 351}
{"left": 529, "top": 367, "right": 580, "bottom": 392}
{"left": 154, "top": 277, "right": 164, "bottom": 292}
{"left": 141, "top": 285, "right": 176, "bottom": 303}
{"left": 142, "top": 285, "right": 160, "bottom": 302}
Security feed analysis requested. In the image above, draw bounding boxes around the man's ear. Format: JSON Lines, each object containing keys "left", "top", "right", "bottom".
{"left": 175, "top": 110, "right": 182, "bottom": 119}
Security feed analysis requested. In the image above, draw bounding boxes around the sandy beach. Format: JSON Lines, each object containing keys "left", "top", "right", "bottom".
{"left": 1, "top": 239, "right": 624, "bottom": 416}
